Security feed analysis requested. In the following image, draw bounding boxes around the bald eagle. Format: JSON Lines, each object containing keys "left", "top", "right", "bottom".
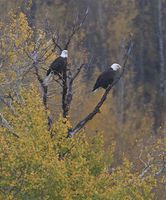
{"left": 92, "top": 63, "right": 121, "bottom": 92}
{"left": 43, "top": 50, "right": 68, "bottom": 86}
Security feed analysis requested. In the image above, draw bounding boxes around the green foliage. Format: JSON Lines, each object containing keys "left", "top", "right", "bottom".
{"left": 0, "top": 86, "right": 155, "bottom": 200}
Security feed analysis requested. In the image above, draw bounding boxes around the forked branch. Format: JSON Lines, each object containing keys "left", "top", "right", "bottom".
{"left": 63, "top": 63, "right": 85, "bottom": 117}
{"left": 52, "top": 37, "right": 62, "bottom": 52}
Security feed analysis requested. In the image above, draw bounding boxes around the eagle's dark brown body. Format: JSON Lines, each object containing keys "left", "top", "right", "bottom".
{"left": 43, "top": 50, "right": 68, "bottom": 86}
{"left": 92, "top": 63, "right": 122, "bottom": 92}
{"left": 46, "top": 57, "right": 67, "bottom": 76}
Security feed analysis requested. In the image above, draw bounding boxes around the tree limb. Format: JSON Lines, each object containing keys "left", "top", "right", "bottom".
{"left": 31, "top": 51, "right": 52, "bottom": 129}
{"left": 68, "top": 37, "right": 133, "bottom": 137}
{"left": 64, "top": 8, "right": 89, "bottom": 50}
{"left": 0, "top": 113, "right": 19, "bottom": 138}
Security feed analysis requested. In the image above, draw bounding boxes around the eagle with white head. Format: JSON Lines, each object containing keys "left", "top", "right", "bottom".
{"left": 43, "top": 50, "right": 68, "bottom": 86}
{"left": 92, "top": 63, "right": 122, "bottom": 92}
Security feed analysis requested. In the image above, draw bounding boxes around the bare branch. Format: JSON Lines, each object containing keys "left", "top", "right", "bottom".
{"left": 31, "top": 51, "right": 52, "bottom": 129}
{"left": 0, "top": 96, "right": 16, "bottom": 114}
{"left": 138, "top": 140, "right": 166, "bottom": 178}
{"left": 139, "top": 165, "right": 152, "bottom": 178}
{"left": 139, "top": 150, "right": 148, "bottom": 167}
{"left": 37, "top": 42, "right": 54, "bottom": 62}
{"left": 52, "top": 37, "right": 62, "bottom": 52}
{"left": 71, "top": 63, "right": 85, "bottom": 83}
{"left": 44, "top": 13, "right": 62, "bottom": 52}
{"left": 68, "top": 37, "right": 133, "bottom": 137}
{"left": 64, "top": 8, "right": 89, "bottom": 50}
{"left": 0, "top": 113, "right": 19, "bottom": 138}
{"left": 53, "top": 77, "right": 63, "bottom": 87}
{"left": 20, "top": 66, "right": 34, "bottom": 81}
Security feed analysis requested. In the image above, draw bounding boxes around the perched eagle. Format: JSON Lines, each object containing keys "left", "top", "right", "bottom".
{"left": 43, "top": 50, "right": 68, "bottom": 86}
{"left": 92, "top": 63, "right": 121, "bottom": 92}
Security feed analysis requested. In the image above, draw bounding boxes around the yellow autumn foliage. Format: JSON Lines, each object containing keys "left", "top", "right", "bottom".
{"left": 0, "top": 86, "right": 155, "bottom": 200}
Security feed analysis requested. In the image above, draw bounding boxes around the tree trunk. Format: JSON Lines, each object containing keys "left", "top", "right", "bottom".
{"left": 154, "top": 0, "right": 165, "bottom": 131}
{"left": 139, "top": 0, "right": 145, "bottom": 83}
{"left": 158, "top": 0, "right": 165, "bottom": 99}
{"left": 62, "top": 67, "right": 69, "bottom": 118}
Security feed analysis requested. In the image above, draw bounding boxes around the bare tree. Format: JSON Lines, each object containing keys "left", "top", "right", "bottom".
{"left": 46, "top": 8, "right": 89, "bottom": 118}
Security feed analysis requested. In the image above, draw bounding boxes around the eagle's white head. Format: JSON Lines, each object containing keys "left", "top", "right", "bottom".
{"left": 60, "top": 50, "right": 68, "bottom": 58}
{"left": 110, "top": 63, "right": 122, "bottom": 71}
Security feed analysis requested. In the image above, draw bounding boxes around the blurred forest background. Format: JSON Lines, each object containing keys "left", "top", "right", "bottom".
{"left": 0, "top": 0, "right": 165, "bottom": 199}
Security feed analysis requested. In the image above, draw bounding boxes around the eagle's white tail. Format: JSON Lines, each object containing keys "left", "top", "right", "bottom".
{"left": 92, "top": 88, "right": 99, "bottom": 93}
{"left": 43, "top": 73, "right": 53, "bottom": 86}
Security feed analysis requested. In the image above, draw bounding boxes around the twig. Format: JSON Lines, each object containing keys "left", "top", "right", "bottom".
{"left": 71, "top": 63, "right": 85, "bottom": 83}
{"left": 53, "top": 77, "right": 63, "bottom": 87}
{"left": 139, "top": 165, "right": 152, "bottom": 178}
{"left": 52, "top": 37, "right": 62, "bottom": 52}
{"left": 64, "top": 8, "right": 89, "bottom": 50}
